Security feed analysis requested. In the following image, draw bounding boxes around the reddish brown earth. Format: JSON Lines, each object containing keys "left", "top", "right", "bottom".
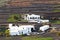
{"left": 33, "top": 0, "right": 60, "bottom": 4}
{"left": 6, "top": 0, "right": 60, "bottom": 7}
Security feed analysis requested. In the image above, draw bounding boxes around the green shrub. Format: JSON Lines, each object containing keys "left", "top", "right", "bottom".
{"left": 50, "top": 20, "right": 60, "bottom": 24}
{"left": 0, "top": 32, "right": 3, "bottom": 36}
{"left": 53, "top": 9, "right": 60, "bottom": 12}
{"left": 56, "top": 32, "right": 60, "bottom": 36}
{"left": 7, "top": 14, "right": 28, "bottom": 22}
{"left": 5, "top": 29, "right": 10, "bottom": 37}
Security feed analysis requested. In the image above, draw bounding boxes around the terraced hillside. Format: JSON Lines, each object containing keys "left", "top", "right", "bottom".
{"left": 0, "top": 0, "right": 60, "bottom": 7}
{"left": 5, "top": 0, "right": 60, "bottom": 7}
{"left": 0, "top": 0, "right": 60, "bottom": 22}
{"left": 1, "top": 3, "right": 60, "bottom": 13}
{"left": 32, "top": 0, "right": 60, "bottom": 4}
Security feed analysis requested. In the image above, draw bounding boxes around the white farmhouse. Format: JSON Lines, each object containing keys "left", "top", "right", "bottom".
{"left": 8, "top": 24, "right": 35, "bottom": 35}
{"left": 24, "top": 14, "right": 49, "bottom": 23}
{"left": 24, "top": 14, "right": 41, "bottom": 23}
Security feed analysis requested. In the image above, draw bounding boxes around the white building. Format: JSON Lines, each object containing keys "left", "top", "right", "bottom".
{"left": 24, "top": 14, "right": 41, "bottom": 23}
{"left": 9, "top": 24, "right": 19, "bottom": 35}
{"left": 8, "top": 24, "right": 50, "bottom": 35}
{"left": 9, "top": 24, "right": 34, "bottom": 35}
{"left": 24, "top": 14, "right": 49, "bottom": 23}
{"left": 39, "top": 25, "right": 49, "bottom": 32}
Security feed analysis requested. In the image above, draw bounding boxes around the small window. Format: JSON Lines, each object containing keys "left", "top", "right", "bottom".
{"left": 38, "top": 17, "right": 40, "bottom": 19}
{"left": 33, "top": 17, "right": 34, "bottom": 19}
{"left": 30, "top": 17, "right": 33, "bottom": 19}
{"left": 35, "top": 17, "right": 37, "bottom": 19}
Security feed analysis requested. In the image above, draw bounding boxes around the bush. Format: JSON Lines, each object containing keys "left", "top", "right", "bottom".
{"left": 7, "top": 14, "right": 20, "bottom": 22}
{"left": 7, "top": 14, "right": 28, "bottom": 22}
{"left": 5, "top": 29, "right": 10, "bottom": 37}
{"left": 0, "top": 26, "right": 7, "bottom": 36}
{"left": 53, "top": 9, "right": 60, "bottom": 12}
{"left": 0, "top": 32, "right": 3, "bottom": 36}
{"left": 50, "top": 20, "right": 60, "bottom": 24}
{"left": 56, "top": 32, "right": 60, "bottom": 36}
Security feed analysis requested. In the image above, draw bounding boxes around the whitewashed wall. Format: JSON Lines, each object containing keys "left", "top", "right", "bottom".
{"left": 9, "top": 24, "right": 34, "bottom": 35}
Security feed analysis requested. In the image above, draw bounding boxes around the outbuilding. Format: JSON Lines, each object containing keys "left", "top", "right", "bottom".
{"left": 39, "top": 25, "right": 49, "bottom": 32}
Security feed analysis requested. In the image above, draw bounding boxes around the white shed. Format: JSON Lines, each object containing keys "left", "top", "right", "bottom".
{"left": 39, "top": 25, "right": 49, "bottom": 32}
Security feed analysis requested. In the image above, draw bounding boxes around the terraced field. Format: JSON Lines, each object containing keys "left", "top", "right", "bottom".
{"left": 0, "top": 3, "right": 60, "bottom": 22}
{"left": 0, "top": 0, "right": 60, "bottom": 22}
